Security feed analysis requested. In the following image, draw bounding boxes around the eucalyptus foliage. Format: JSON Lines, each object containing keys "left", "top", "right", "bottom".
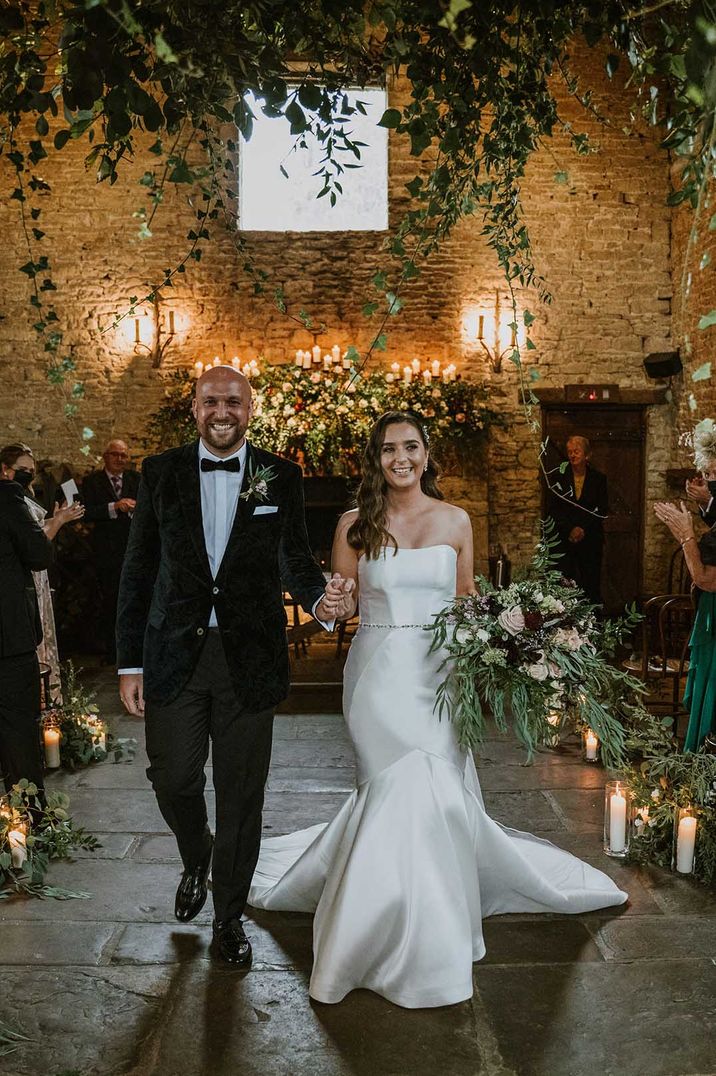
{"left": 55, "top": 661, "right": 136, "bottom": 770}
{"left": 430, "top": 524, "right": 641, "bottom": 765}
{"left": 0, "top": 780, "right": 99, "bottom": 900}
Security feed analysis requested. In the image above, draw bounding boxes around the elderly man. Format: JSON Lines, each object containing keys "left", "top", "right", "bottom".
{"left": 82, "top": 440, "right": 141, "bottom": 664}
{"left": 548, "top": 434, "right": 609, "bottom": 606}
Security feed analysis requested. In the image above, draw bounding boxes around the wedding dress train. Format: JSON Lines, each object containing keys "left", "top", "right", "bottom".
{"left": 248, "top": 545, "right": 626, "bottom": 1008}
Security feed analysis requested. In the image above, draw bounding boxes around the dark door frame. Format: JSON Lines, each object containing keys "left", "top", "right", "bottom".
{"left": 535, "top": 388, "right": 667, "bottom": 610}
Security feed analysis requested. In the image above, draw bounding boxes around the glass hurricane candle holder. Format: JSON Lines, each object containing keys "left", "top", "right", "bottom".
{"left": 582, "top": 727, "right": 600, "bottom": 764}
{"left": 673, "top": 807, "right": 698, "bottom": 875}
{"left": 41, "top": 710, "right": 62, "bottom": 769}
{"left": 545, "top": 710, "right": 562, "bottom": 748}
{"left": 603, "top": 780, "right": 631, "bottom": 858}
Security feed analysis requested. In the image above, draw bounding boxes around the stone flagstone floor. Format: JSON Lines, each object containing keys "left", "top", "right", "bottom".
{"left": 1, "top": 667, "right": 715, "bottom": 1076}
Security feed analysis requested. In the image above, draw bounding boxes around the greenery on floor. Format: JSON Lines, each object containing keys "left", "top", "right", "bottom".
{"left": 0, "top": 780, "right": 100, "bottom": 900}
{"left": 47, "top": 663, "right": 136, "bottom": 772}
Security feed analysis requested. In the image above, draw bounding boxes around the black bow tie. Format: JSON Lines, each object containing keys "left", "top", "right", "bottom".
{"left": 200, "top": 457, "right": 242, "bottom": 473}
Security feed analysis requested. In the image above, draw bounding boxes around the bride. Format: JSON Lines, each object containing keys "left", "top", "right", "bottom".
{"left": 249, "top": 411, "right": 627, "bottom": 1008}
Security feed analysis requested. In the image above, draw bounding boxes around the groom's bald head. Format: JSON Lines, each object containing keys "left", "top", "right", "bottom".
{"left": 193, "top": 366, "right": 253, "bottom": 456}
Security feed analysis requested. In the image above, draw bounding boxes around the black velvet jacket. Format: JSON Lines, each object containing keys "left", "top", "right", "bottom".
{"left": 0, "top": 480, "right": 53, "bottom": 657}
{"left": 116, "top": 441, "right": 327, "bottom": 709}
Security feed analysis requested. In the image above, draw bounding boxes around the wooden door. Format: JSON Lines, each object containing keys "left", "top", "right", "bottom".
{"left": 541, "top": 405, "right": 646, "bottom": 614}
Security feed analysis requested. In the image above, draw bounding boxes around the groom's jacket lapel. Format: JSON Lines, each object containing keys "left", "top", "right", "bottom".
{"left": 176, "top": 442, "right": 212, "bottom": 580}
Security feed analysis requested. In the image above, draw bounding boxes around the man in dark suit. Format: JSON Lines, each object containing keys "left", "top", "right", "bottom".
{"left": 82, "top": 440, "right": 140, "bottom": 664}
{"left": 548, "top": 435, "right": 609, "bottom": 605}
{"left": 117, "top": 366, "right": 352, "bottom": 966}
{"left": 685, "top": 472, "right": 716, "bottom": 528}
{"left": 0, "top": 477, "right": 53, "bottom": 794}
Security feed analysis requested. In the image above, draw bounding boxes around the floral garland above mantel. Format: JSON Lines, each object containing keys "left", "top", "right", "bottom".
{"left": 147, "top": 358, "right": 501, "bottom": 475}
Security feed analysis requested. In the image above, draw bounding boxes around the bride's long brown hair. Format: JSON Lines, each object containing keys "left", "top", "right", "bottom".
{"left": 347, "top": 411, "right": 444, "bottom": 560}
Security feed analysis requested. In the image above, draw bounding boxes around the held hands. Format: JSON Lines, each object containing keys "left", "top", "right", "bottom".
{"left": 119, "top": 673, "right": 145, "bottom": 717}
{"left": 115, "top": 498, "right": 137, "bottom": 514}
{"left": 653, "top": 500, "right": 696, "bottom": 546}
{"left": 317, "top": 573, "right": 357, "bottom": 622}
{"left": 568, "top": 526, "right": 585, "bottom": 543}
{"left": 685, "top": 476, "right": 710, "bottom": 507}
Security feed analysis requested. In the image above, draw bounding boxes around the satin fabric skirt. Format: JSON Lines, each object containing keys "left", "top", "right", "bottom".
{"left": 249, "top": 623, "right": 627, "bottom": 1008}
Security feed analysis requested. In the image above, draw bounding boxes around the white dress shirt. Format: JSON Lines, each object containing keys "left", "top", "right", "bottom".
{"left": 198, "top": 440, "right": 247, "bottom": 627}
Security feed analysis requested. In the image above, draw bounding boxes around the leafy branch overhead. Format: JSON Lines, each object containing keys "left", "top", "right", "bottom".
{"left": 2, "top": 0, "right": 716, "bottom": 409}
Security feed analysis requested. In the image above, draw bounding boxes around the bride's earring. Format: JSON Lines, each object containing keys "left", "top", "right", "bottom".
{"left": 423, "top": 461, "right": 428, "bottom": 473}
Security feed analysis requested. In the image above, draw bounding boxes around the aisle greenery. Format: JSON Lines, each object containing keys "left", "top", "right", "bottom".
{"left": 51, "top": 663, "right": 136, "bottom": 772}
{"left": 0, "top": 781, "right": 99, "bottom": 900}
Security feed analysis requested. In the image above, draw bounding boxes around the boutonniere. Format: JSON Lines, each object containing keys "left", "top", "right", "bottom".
{"left": 240, "top": 461, "right": 277, "bottom": 503}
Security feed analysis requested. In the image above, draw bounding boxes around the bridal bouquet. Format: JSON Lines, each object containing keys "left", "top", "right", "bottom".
{"left": 430, "top": 527, "right": 641, "bottom": 766}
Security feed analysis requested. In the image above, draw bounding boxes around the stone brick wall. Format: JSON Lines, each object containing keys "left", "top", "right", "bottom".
{"left": 0, "top": 45, "right": 680, "bottom": 591}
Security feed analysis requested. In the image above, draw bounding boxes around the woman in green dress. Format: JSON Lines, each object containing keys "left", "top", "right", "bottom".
{"left": 655, "top": 419, "right": 716, "bottom": 750}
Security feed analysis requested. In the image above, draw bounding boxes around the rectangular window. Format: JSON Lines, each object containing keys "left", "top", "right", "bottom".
{"left": 239, "top": 87, "right": 388, "bottom": 232}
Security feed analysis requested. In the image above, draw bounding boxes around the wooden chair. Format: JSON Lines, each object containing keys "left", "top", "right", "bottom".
{"left": 622, "top": 593, "right": 695, "bottom": 715}
{"left": 666, "top": 547, "right": 691, "bottom": 595}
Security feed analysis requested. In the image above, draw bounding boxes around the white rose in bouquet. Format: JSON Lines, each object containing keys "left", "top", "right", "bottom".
{"left": 539, "top": 595, "right": 565, "bottom": 614}
{"left": 454, "top": 626, "right": 474, "bottom": 646}
{"left": 497, "top": 606, "right": 525, "bottom": 636}
{"left": 524, "top": 660, "right": 550, "bottom": 681}
{"left": 475, "top": 628, "right": 490, "bottom": 643}
{"left": 552, "top": 626, "right": 584, "bottom": 651}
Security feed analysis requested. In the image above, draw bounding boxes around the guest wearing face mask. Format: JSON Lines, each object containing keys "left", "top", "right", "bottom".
{"left": 0, "top": 444, "right": 84, "bottom": 700}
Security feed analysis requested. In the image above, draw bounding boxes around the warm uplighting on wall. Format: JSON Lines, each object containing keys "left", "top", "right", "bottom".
{"left": 463, "top": 292, "right": 525, "bottom": 373}
{"left": 116, "top": 293, "right": 180, "bottom": 368}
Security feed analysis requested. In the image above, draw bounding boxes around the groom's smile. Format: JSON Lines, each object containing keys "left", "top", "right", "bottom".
{"left": 192, "top": 367, "right": 254, "bottom": 457}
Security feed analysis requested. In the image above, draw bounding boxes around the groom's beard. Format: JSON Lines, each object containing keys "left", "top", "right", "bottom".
{"left": 200, "top": 420, "right": 247, "bottom": 454}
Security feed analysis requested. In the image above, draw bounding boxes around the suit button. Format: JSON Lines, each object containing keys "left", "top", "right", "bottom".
{"left": 197, "top": 627, "right": 205, "bottom": 636}
{"left": 212, "top": 586, "right": 219, "bottom": 595}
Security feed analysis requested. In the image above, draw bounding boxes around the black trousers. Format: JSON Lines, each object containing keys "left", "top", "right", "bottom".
{"left": 144, "top": 631, "right": 274, "bottom": 922}
{"left": 96, "top": 559, "right": 122, "bottom": 663}
{"left": 0, "top": 651, "right": 45, "bottom": 795}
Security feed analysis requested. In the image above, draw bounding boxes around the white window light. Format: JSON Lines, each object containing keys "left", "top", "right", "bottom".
{"left": 238, "top": 87, "right": 388, "bottom": 232}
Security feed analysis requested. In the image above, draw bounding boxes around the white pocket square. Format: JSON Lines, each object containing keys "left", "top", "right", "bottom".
{"left": 253, "top": 505, "right": 278, "bottom": 515}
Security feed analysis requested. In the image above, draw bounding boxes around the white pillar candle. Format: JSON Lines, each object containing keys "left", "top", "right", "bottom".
{"left": 386, "top": 372, "right": 394, "bottom": 383}
{"left": 609, "top": 785, "right": 627, "bottom": 853}
{"left": 312, "top": 345, "right": 321, "bottom": 364}
{"left": 331, "top": 345, "right": 341, "bottom": 363}
{"left": 342, "top": 356, "right": 351, "bottom": 370}
{"left": 390, "top": 362, "right": 401, "bottom": 375}
{"left": 411, "top": 357, "right": 421, "bottom": 373}
{"left": 422, "top": 369, "right": 432, "bottom": 383}
{"left": 231, "top": 356, "right": 240, "bottom": 369}
{"left": 295, "top": 349, "right": 303, "bottom": 366}
{"left": 676, "top": 815, "right": 697, "bottom": 873}
{"left": 212, "top": 356, "right": 221, "bottom": 367}
{"left": 403, "top": 366, "right": 412, "bottom": 384}
{"left": 323, "top": 357, "right": 331, "bottom": 371}
{"left": 585, "top": 730, "right": 598, "bottom": 761}
{"left": 431, "top": 360, "right": 440, "bottom": 377}
{"left": 302, "top": 353, "right": 312, "bottom": 369}
{"left": 8, "top": 828, "right": 27, "bottom": 870}
{"left": 193, "top": 361, "right": 203, "bottom": 377}
{"left": 44, "top": 727, "right": 61, "bottom": 768}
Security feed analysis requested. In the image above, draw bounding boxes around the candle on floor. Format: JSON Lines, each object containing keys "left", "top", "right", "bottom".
{"left": 295, "top": 349, "right": 303, "bottom": 366}
{"left": 8, "top": 827, "right": 27, "bottom": 870}
{"left": 312, "top": 345, "right": 321, "bottom": 364}
{"left": 431, "top": 359, "right": 440, "bottom": 377}
{"left": 403, "top": 366, "right": 412, "bottom": 384}
{"left": 607, "top": 787, "right": 624, "bottom": 852}
{"left": 675, "top": 811, "right": 697, "bottom": 874}
{"left": 43, "top": 726, "right": 61, "bottom": 768}
{"left": 302, "top": 353, "right": 312, "bottom": 369}
{"left": 422, "top": 369, "right": 432, "bottom": 383}
{"left": 583, "top": 728, "right": 599, "bottom": 762}
{"left": 331, "top": 344, "right": 341, "bottom": 364}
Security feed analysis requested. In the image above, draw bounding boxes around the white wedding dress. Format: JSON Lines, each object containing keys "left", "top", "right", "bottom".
{"left": 249, "top": 545, "right": 627, "bottom": 1008}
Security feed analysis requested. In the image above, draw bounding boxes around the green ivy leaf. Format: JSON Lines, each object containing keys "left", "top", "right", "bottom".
{"left": 373, "top": 333, "right": 388, "bottom": 351}
{"left": 697, "top": 310, "right": 716, "bottom": 330}
{"left": 378, "top": 108, "right": 402, "bottom": 129}
{"left": 154, "top": 32, "right": 178, "bottom": 63}
{"left": 691, "top": 362, "right": 711, "bottom": 381}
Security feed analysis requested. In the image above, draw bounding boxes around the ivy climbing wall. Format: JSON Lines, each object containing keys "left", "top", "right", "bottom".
{"left": 0, "top": 43, "right": 681, "bottom": 591}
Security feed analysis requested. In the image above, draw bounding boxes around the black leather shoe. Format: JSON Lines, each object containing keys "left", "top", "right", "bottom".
{"left": 211, "top": 917, "right": 252, "bottom": 966}
{"left": 174, "top": 839, "right": 213, "bottom": 922}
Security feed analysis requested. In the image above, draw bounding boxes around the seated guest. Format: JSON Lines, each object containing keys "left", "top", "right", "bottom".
{"left": 0, "top": 460, "right": 53, "bottom": 793}
{"left": 0, "top": 444, "right": 84, "bottom": 699}
{"left": 656, "top": 420, "right": 716, "bottom": 751}
{"left": 547, "top": 435, "right": 608, "bottom": 605}
{"left": 81, "top": 440, "right": 139, "bottom": 665}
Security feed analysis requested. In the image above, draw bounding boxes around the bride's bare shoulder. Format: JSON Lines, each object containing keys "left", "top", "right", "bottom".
{"left": 334, "top": 508, "right": 359, "bottom": 538}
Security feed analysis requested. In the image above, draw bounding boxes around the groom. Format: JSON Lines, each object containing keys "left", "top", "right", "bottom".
{"left": 117, "top": 365, "right": 351, "bottom": 965}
